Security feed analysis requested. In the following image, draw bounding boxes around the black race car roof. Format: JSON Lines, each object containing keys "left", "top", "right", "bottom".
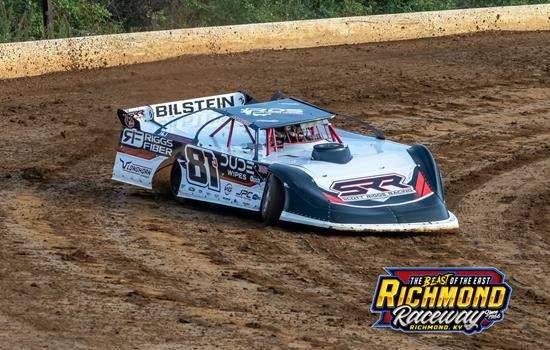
{"left": 214, "top": 98, "right": 334, "bottom": 130}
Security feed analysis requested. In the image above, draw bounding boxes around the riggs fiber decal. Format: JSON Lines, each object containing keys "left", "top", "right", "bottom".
{"left": 155, "top": 96, "right": 236, "bottom": 117}
{"left": 121, "top": 128, "right": 173, "bottom": 156}
{"left": 371, "top": 268, "right": 511, "bottom": 334}
{"left": 330, "top": 174, "right": 414, "bottom": 202}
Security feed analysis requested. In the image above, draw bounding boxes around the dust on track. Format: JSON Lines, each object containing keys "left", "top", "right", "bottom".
{"left": 0, "top": 31, "right": 549, "bottom": 349}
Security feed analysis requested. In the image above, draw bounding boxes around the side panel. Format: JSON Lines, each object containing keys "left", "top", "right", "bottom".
{"left": 112, "top": 152, "right": 167, "bottom": 189}
{"left": 173, "top": 145, "right": 269, "bottom": 210}
{"left": 112, "top": 127, "right": 186, "bottom": 189}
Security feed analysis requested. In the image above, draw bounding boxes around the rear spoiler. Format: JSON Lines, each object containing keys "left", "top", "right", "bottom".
{"left": 117, "top": 91, "right": 256, "bottom": 129}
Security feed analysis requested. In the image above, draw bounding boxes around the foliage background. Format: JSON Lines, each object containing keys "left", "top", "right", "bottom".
{"left": 1, "top": 0, "right": 549, "bottom": 43}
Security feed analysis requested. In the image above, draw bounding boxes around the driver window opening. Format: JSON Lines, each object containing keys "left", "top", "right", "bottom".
{"left": 204, "top": 117, "right": 342, "bottom": 159}
{"left": 204, "top": 116, "right": 260, "bottom": 160}
{"left": 264, "top": 122, "right": 342, "bottom": 156}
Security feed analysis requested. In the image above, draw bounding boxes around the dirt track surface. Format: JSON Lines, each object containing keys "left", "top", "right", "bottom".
{"left": 1, "top": 31, "right": 549, "bottom": 349}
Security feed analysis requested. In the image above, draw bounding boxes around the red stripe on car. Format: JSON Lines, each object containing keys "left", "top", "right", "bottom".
{"left": 415, "top": 171, "right": 433, "bottom": 198}
{"left": 117, "top": 146, "right": 157, "bottom": 160}
{"left": 323, "top": 192, "right": 345, "bottom": 204}
{"left": 415, "top": 172, "right": 425, "bottom": 197}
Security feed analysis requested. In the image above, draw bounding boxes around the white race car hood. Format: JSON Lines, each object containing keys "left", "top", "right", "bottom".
{"left": 296, "top": 140, "right": 415, "bottom": 190}
{"left": 278, "top": 130, "right": 424, "bottom": 206}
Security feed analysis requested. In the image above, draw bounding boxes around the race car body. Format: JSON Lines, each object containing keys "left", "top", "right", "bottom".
{"left": 112, "top": 91, "right": 458, "bottom": 232}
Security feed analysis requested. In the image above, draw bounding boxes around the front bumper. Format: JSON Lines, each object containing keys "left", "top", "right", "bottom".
{"left": 280, "top": 210, "right": 459, "bottom": 232}
{"left": 268, "top": 159, "right": 458, "bottom": 233}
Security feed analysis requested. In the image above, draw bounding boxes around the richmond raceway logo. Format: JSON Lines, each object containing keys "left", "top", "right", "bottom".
{"left": 330, "top": 174, "right": 415, "bottom": 202}
{"left": 371, "top": 268, "right": 512, "bottom": 334}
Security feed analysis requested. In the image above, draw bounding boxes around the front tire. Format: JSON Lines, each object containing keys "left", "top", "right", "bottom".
{"left": 261, "top": 175, "right": 285, "bottom": 225}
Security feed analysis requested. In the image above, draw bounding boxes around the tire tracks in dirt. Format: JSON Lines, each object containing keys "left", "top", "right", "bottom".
{"left": 1, "top": 31, "right": 550, "bottom": 349}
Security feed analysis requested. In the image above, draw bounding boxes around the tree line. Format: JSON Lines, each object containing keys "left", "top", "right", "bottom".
{"left": 1, "top": 0, "right": 547, "bottom": 43}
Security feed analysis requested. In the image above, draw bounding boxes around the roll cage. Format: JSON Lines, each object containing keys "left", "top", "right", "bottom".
{"left": 198, "top": 114, "right": 343, "bottom": 160}
{"left": 145, "top": 97, "right": 355, "bottom": 160}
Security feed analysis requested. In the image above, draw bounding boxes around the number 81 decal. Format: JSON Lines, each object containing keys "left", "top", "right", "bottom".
{"left": 185, "top": 145, "right": 220, "bottom": 191}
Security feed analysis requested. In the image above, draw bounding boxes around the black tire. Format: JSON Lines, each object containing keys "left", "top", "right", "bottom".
{"left": 151, "top": 158, "right": 173, "bottom": 194}
{"left": 170, "top": 160, "right": 184, "bottom": 201}
{"left": 261, "top": 175, "right": 285, "bottom": 225}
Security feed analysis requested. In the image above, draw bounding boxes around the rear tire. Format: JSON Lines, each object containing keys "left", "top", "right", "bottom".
{"left": 170, "top": 160, "right": 184, "bottom": 201}
{"left": 261, "top": 175, "right": 285, "bottom": 225}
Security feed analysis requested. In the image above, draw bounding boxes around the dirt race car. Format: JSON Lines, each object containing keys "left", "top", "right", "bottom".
{"left": 112, "top": 91, "right": 458, "bottom": 232}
